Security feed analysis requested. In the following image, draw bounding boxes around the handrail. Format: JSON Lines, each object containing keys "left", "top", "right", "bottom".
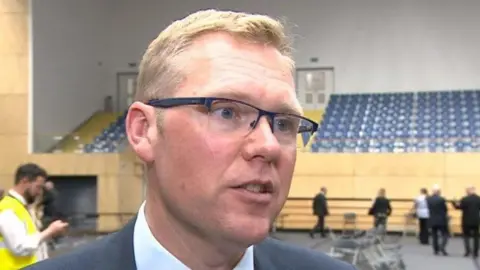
{"left": 278, "top": 197, "right": 462, "bottom": 233}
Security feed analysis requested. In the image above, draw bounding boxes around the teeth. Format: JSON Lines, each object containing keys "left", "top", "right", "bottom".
{"left": 244, "top": 184, "right": 264, "bottom": 193}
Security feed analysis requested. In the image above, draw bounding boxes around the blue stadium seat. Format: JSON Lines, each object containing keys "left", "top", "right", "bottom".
{"left": 311, "top": 90, "right": 480, "bottom": 153}
{"left": 83, "top": 111, "right": 127, "bottom": 153}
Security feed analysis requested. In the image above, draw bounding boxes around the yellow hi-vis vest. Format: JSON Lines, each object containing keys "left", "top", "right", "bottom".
{"left": 0, "top": 195, "right": 38, "bottom": 270}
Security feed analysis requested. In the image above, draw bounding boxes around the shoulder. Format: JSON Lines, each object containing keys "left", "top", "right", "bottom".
{"left": 255, "top": 238, "right": 355, "bottom": 270}
{"left": 24, "top": 233, "right": 119, "bottom": 270}
{"left": 0, "top": 208, "right": 15, "bottom": 220}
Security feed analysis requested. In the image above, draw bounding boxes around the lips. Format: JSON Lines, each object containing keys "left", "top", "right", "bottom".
{"left": 230, "top": 180, "right": 275, "bottom": 204}
{"left": 235, "top": 181, "right": 274, "bottom": 194}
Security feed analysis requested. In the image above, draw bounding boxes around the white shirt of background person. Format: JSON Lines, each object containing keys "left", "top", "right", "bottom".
{"left": 0, "top": 190, "right": 47, "bottom": 260}
{"left": 415, "top": 194, "right": 429, "bottom": 219}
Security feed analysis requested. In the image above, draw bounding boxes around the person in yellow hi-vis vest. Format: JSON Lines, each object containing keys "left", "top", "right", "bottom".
{"left": 0, "top": 163, "right": 68, "bottom": 270}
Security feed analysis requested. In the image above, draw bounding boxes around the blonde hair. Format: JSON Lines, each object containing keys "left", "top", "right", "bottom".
{"left": 135, "top": 9, "right": 294, "bottom": 102}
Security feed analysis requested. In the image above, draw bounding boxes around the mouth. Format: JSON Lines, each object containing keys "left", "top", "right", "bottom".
{"left": 232, "top": 182, "right": 274, "bottom": 204}
{"left": 238, "top": 183, "right": 273, "bottom": 194}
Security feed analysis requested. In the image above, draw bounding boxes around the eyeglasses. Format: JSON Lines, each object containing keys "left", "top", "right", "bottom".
{"left": 146, "top": 97, "right": 318, "bottom": 146}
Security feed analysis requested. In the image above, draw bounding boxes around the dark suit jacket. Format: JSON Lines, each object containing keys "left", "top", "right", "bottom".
{"left": 24, "top": 218, "right": 355, "bottom": 270}
{"left": 369, "top": 197, "right": 392, "bottom": 217}
{"left": 313, "top": 193, "right": 329, "bottom": 216}
{"left": 452, "top": 194, "right": 480, "bottom": 226}
{"left": 427, "top": 194, "right": 449, "bottom": 227}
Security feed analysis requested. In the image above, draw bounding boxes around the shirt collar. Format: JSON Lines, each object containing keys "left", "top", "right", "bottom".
{"left": 133, "top": 201, "right": 254, "bottom": 270}
{"left": 8, "top": 189, "right": 27, "bottom": 205}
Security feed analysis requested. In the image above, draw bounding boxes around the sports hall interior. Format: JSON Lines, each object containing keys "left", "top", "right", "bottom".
{"left": 1, "top": 0, "right": 480, "bottom": 253}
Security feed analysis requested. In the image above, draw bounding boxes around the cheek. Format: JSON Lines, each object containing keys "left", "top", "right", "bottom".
{"left": 157, "top": 118, "right": 239, "bottom": 196}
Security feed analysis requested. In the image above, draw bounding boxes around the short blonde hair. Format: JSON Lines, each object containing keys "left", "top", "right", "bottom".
{"left": 135, "top": 9, "right": 294, "bottom": 102}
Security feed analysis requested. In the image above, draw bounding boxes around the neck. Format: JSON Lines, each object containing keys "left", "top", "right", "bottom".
{"left": 11, "top": 187, "right": 24, "bottom": 198}
{"left": 144, "top": 190, "right": 246, "bottom": 270}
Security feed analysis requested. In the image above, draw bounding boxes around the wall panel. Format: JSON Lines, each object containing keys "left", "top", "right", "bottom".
{"left": 352, "top": 176, "right": 444, "bottom": 199}
{"left": 445, "top": 153, "right": 480, "bottom": 176}
{"left": 0, "top": 12, "right": 27, "bottom": 53}
{"left": 0, "top": 54, "right": 28, "bottom": 94}
{"left": 289, "top": 176, "right": 355, "bottom": 198}
{"left": 352, "top": 153, "right": 445, "bottom": 177}
{"left": 0, "top": 0, "right": 28, "bottom": 13}
{"left": 295, "top": 153, "right": 354, "bottom": 176}
{"left": 0, "top": 94, "right": 28, "bottom": 134}
{"left": 292, "top": 152, "right": 480, "bottom": 199}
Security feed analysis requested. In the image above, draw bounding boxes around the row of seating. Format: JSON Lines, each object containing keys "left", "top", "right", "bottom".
{"left": 81, "top": 90, "right": 480, "bottom": 153}
{"left": 83, "top": 112, "right": 126, "bottom": 153}
{"left": 312, "top": 138, "right": 480, "bottom": 153}
{"left": 312, "top": 90, "right": 480, "bottom": 153}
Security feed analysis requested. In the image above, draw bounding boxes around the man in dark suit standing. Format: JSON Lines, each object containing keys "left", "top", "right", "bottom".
{"left": 452, "top": 186, "right": 480, "bottom": 258}
{"left": 25, "top": 9, "right": 355, "bottom": 270}
{"left": 310, "top": 187, "right": 329, "bottom": 238}
{"left": 427, "top": 185, "right": 449, "bottom": 256}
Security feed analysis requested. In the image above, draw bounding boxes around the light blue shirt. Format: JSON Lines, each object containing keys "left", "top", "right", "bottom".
{"left": 133, "top": 202, "right": 254, "bottom": 270}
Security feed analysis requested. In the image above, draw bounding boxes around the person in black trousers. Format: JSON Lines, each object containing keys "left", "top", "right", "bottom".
{"left": 369, "top": 188, "right": 392, "bottom": 229}
{"left": 413, "top": 188, "right": 430, "bottom": 245}
{"left": 309, "top": 187, "right": 329, "bottom": 238}
{"left": 427, "top": 185, "right": 449, "bottom": 256}
{"left": 451, "top": 186, "right": 480, "bottom": 258}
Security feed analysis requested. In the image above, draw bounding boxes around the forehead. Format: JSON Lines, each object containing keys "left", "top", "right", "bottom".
{"left": 178, "top": 33, "right": 302, "bottom": 114}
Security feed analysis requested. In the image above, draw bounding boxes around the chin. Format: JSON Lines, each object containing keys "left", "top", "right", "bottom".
{"left": 226, "top": 215, "right": 272, "bottom": 245}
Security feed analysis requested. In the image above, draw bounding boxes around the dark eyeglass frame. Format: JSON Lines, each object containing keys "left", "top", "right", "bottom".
{"left": 145, "top": 97, "right": 318, "bottom": 134}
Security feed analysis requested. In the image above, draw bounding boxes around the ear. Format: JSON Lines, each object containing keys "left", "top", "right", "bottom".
{"left": 126, "top": 101, "right": 158, "bottom": 163}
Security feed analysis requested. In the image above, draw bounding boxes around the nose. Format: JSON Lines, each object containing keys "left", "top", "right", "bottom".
{"left": 242, "top": 116, "right": 281, "bottom": 162}
{"left": 249, "top": 114, "right": 274, "bottom": 133}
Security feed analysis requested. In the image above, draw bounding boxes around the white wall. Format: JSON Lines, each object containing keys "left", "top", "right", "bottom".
{"left": 32, "top": 0, "right": 111, "bottom": 152}
{"left": 107, "top": 0, "right": 480, "bottom": 95}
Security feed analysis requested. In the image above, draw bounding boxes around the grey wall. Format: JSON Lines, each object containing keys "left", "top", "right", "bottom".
{"left": 31, "top": 0, "right": 111, "bottom": 152}
{"left": 108, "top": 0, "right": 480, "bottom": 94}
{"left": 31, "top": 0, "right": 480, "bottom": 151}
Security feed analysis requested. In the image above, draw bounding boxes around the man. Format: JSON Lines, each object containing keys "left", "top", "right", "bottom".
{"left": 309, "top": 187, "right": 329, "bottom": 238}
{"left": 40, "top": 181, "right": 62, "bottom": 249}
{"left": 426, "top": 185, "right": 449, "bottom": 256}
{"left": 451, "top": 186, "right": 480, "bottom": 257}
{"left": 0, "top": 163, "right": 68, "bottom": 269}
{"left": 41, "top": 182, "right": 59, "bottom": 224}
{"left": 25, "top": 10, "right": 355, "bottom": 270}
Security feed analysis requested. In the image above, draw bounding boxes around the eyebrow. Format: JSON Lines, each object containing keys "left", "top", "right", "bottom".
{"left": 209, "top": 89, "right": 302, "bottom": 116}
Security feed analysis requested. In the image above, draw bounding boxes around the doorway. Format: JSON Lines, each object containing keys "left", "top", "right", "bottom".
{"left": 296, "top": 67, "right": 335, "bottom": 110}
{"left": 48, "top": 175, "right": 97, "bottom": 231}
{"left": 116, "top": 72, "right": 138, "bottom": 113}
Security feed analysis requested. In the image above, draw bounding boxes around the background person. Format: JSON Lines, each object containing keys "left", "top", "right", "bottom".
{"left": 0, "top": 163, "right": 68, "bottom": 269}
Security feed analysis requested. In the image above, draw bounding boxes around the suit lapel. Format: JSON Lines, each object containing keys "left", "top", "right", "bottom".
{"left": 103, "top": 217, "right": 138, "bottom": 270}
{"left": 109, "top": 218, "right": 282, "bottom": 270}
{"left": 253, "top": 246, "right": 272, "bottom": 270}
